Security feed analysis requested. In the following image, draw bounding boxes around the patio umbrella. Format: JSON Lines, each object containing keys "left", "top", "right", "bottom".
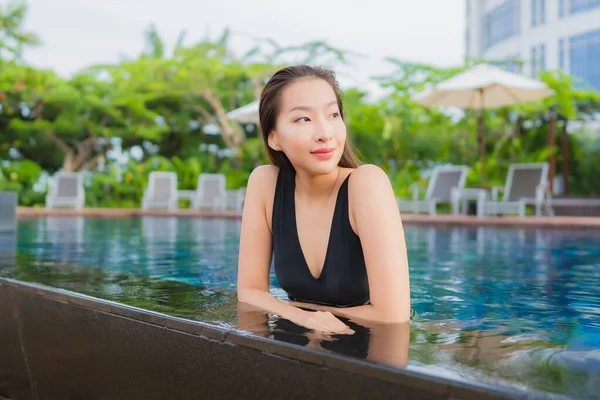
{"left": 413, "top": 63, "right": 553, "bottom": 182}
{"left": 226, "top": 100, "right": 259, "bottom": 124}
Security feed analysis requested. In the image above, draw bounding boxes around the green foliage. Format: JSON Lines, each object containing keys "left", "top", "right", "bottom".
{"left": 1, "top": 1, "right": 599, "bottom": 207}
{"left": 570, "top": 131, "right": 600, "bottom": 196}
{"left": 0, "top": 159, "right": 45, "bottom": 206}
{"left": 0, "top": 0, "right": 40, "bottom": 61}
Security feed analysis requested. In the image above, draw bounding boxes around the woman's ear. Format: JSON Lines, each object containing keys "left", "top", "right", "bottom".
{"left": 267, "top": 131, "right": 281, "bottom": 151}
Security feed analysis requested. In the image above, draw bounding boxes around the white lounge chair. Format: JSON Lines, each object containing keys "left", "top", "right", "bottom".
{"left": 142, "top": 171, "right": 178, "bottom": 210}
{"left": 191, "top": 173, "right": 228, "bottom": 211}
{"left": 226, "top": 187, "right": 246, "bottom": 212}
{"left": 45, "top": 172, "right": 85, "bottom": 209}
{"left": 397, "top": 165, "right": 469, "bottom": 216}
{"left": 476, "top": 162, "right": 551, "bottom": 218}
{"left": 0, "top": 191, "right": 17, "bottom": 232}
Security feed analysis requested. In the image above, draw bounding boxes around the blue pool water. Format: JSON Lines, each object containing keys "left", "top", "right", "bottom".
{"left": 1, "top": 216, "right": 600, "bottom": 399}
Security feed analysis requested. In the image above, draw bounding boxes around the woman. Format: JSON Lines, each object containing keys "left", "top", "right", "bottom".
{"left": 237, "top": 64, "right": 410, "bottom": 335}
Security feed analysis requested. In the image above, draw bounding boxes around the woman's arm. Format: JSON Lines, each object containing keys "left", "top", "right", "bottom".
{"left": 293, "top": 165, "right": 411, "bottom": 324}
{"left": 237, "top": 166, "right": 298, "bottom": 319}
{"left": 237, "top": 166, "right": 354, "bottom": 334}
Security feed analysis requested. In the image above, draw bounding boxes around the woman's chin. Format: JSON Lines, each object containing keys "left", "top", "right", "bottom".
{"left": 306, "top": 159, "right": 341, "bottom": 176}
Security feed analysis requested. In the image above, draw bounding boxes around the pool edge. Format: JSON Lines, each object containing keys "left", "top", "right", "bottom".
{"left": 0, "top": 277, "right": 558, "bottom": 400}
{"left": 15, "top": 207, "right": 600, "bottom": 230}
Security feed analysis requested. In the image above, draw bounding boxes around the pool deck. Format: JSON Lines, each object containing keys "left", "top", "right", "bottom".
{"left": 16, "top": 207, "right": 600, "bottom": 229}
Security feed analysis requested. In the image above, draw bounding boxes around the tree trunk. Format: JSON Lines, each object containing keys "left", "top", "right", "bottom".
{"left": 63, "top": 151, "right": 74, "bottom": 172}
{"left": 41, "top": 130, "right": 75, "bottom": 171}
{"left": 71, "top": 136, "right": 98, "bottom": 171}
{"left": 79, "top": 152, "right": 106, "bottom": 172}
{"left": 41, "top": 130, "right": 105, "bottom": 172}
{"left": 202, "top": 89, "right": 246, "bottom": 149}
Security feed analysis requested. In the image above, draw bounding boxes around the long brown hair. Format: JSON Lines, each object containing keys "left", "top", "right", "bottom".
{"left": 258, "top": 65, "right": 361, "bottom": 169}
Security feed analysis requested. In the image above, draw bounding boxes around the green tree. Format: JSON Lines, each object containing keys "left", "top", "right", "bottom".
{"left": 0, "top": 0, "right": 40, "bottom": 61}
{"left": 7, "top": 66, "right": 167, "bottom": 172}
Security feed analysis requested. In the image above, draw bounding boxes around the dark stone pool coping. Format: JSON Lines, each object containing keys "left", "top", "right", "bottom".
{"left": 0, "top": 277, "right": 561, "bottom": 400}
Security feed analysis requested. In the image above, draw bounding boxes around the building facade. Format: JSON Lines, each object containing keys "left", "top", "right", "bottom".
{"left": 465, "top": 0, "right": 600, "bottom": 91}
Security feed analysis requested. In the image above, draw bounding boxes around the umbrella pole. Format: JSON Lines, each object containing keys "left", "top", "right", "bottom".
{"left": 548, "top": 113, "right": 556, "bottom": 194}
{"left": 561, "top": 121, "right": 570, "bottom": 195}
{"left": 478, "top": 88, "right": 486, "bottom": 184}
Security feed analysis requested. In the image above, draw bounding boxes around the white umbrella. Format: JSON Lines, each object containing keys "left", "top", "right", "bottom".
{"left": 414, "top": 63, "right": 553, "bottom": 182}
{"left": 226, "top": 100, "right": 259, "bottom": 124}
{"left": 415, "top": 63, "right": 553, "bottom": 109}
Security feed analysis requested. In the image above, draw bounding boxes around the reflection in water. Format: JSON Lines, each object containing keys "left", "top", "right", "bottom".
{"left": 39, "top": 216, "right": 86, "bottom": 263}
{"left": 235, "top": 302, "right": 410, "bottom": 369}
{"left": 142, "top": 216, "right": 178, "bottom": 278}
{"left": 4, "top": 217, "right": 600, "bottom": 399}
{"left": 0, "top": 231, "right": 17, "bottom": 269}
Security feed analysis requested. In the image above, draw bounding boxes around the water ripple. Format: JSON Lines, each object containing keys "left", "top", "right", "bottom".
{"left": 3, "top": 217, "right": 600, "bottom": 399}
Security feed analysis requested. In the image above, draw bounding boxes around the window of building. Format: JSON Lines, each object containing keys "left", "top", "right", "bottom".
{"left": 558, "top": 38, "right": 565, "bottom": 70}
{"left": 494, "top": 57, "right": 522, "bottom": 74}
{"left": 485, "top": 0, "right": 520, "bottom": 49}
{"left": 569, "top": 29, "right": 600, "bottom": 90}
{"left": 505, "top": 60, "right": 522, "bottom": 73}
{"left": 466, "top": 28, "right": 470, "bottom": 56}
{"left": 532, "top": 0, "right": 546, "bottom": 26}
{"left": 569, "top": 0, "right": 600, "bottom": 14}
{"left": 559, "top": 0, "right": 566, "bottom": 16}
{"left": 539, "top": 43, "right": 546, "bottom": 71}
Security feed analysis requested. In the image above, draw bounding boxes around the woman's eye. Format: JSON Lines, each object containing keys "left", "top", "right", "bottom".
{"left": 331, "top": 112, "right": 340, "bottom": 118}
{"left": 295, "top": 117, "right": 310, "bottom": 123}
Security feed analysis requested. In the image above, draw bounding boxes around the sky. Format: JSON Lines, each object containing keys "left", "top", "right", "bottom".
{"left": 21, "top": 0, "right": 466, "bottom": 97}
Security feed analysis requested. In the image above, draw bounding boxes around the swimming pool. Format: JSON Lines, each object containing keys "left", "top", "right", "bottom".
{"left": 1, "top": 216, "right": 599, "bottom": 399}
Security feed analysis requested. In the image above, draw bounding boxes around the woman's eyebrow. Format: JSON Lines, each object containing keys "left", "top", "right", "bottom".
{"left": 289, "top": 101, "right": 337, "bottom": 113}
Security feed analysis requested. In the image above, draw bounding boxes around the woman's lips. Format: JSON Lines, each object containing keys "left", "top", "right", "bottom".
{"left": 311, "top": 147, "right": 335, "bottom": 160}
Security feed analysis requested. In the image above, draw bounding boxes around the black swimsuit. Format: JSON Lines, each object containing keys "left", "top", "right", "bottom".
{"left": 271, "top": 168, "right": 370, "bottom": 308}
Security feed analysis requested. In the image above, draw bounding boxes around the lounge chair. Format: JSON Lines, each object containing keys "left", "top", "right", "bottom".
{"left": 476, "top": 162, "right": 551, "bottom": 218}
{"left": 142, "top": 171, "right": 178, "bottom": 210}
{"left": 0, "top": 191, "right": 17, "bottom": 233}
{"left": 45, "top": 172, "right": 85, "bottom": 209}
{"left": 226, "top": 187, "right": 246, "bottom": 212}
{"left": 191, "top": 173, "right": 227, "bottom": 211}
{"left": 397, "top": 165, "right": 469, "bottom": 216}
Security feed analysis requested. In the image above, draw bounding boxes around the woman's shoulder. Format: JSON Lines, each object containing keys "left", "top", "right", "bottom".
{"left": 348, "top": 164, "right": 391, "bottom": 188}
{"left": 347, "top": 164, "right": 395, "bottom": 206}
{"left": 347, "top": 164, "right": 399, "bottom": 232}
{"left": 245, "top": 165, "right": 280, "bottom": 204}
{"left": 247, "top": 165, "right": 280, "bottom": 188}
{"left": 245, "top": 165, "right": 280, "bottom": 230}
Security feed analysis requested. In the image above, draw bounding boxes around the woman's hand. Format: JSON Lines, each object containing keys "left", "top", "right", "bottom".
{"left": 289, "top": 309, "right": 355, "bottom": 335}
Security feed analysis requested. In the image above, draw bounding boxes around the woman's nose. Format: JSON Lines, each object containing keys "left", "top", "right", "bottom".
{"left": 314, "top": 120, "right": 333, "bottom": 142}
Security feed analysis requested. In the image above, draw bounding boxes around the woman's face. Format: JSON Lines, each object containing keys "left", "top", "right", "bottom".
{"left": 268, "top": 77, "right": 346, "bottom": 175}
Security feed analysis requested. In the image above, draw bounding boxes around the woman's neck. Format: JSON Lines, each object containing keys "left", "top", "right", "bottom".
{"left": 294, "top": 167, "right": 341, "bottom": 202}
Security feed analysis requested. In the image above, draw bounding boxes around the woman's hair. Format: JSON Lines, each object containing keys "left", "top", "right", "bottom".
{"left": 258, "top": 64, "right": 361, "bottom": 169}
